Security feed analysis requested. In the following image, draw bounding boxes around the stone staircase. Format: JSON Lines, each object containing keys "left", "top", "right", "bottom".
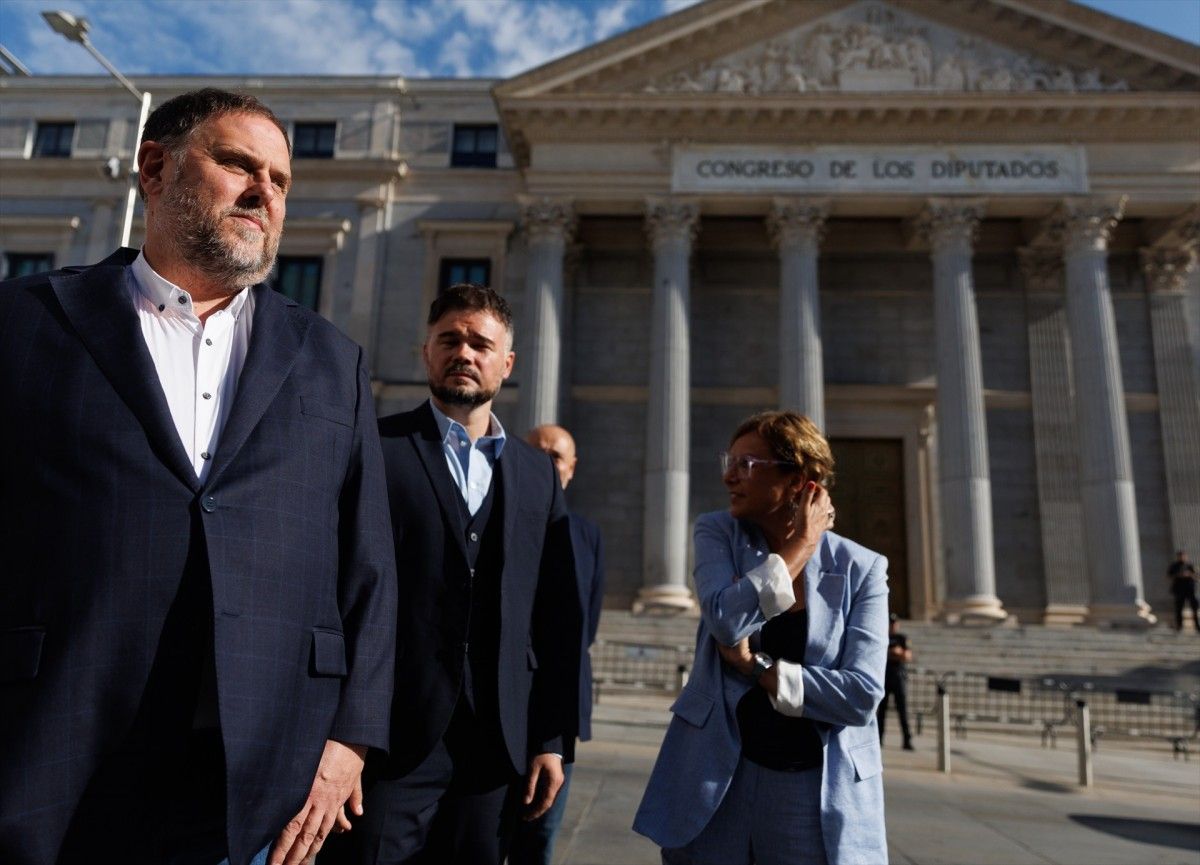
{"left": 594, "top": 610, "right": 1200, "bottom": 693}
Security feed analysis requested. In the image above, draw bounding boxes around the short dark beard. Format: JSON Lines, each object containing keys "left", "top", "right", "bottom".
{"left": 430, "top": 380, "right": 498, "bottom": 408}
{"left": 160, "top": 163, "right": 279, "bottom": 290}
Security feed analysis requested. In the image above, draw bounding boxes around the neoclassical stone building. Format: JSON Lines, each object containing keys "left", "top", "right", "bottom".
{"left": 2, "top": 0, "right": 1197, "bottom": 624}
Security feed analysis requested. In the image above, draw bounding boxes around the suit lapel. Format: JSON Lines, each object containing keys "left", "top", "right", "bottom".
{"left": 500, "top": 442, "right": 520, "bottom": 566}
{"left": 410, "top": 402, "right": 469, "bottom": 556}
{"left": 206, "top": 285, "right": 309, "bottom": 486}
{"left": 50, "top": 253, "right": 199, "bottom": 492}
{"left": 805, "top": 537, "right": 847, "bottom": 667}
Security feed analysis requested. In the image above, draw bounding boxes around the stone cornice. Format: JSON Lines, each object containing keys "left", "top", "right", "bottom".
{"left": 498, "top": 92, "right": 1199, "bottom": 168}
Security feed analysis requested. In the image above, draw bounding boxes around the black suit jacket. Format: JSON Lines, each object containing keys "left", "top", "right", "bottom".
{"left": 568, "top": 512, "right": 605, "bottom": 742}
{"left": 0, "top": 249, "right": 397, "bottom": 865}
{"left": 377, "top": 403, "right": 582, "bottom": 774}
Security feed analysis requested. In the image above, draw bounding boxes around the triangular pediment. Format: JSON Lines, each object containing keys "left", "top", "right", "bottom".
{"left": 495, "top": 0, "right": 1199, "bottom": 98}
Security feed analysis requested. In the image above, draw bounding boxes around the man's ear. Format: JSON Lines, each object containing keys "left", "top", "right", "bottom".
{"left": 137, "top": 140, "right": 168, "bottom": 201}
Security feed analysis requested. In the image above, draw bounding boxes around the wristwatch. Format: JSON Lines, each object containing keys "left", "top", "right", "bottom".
{"left": 751, "top": 652, "right": 775, "bottom": 682}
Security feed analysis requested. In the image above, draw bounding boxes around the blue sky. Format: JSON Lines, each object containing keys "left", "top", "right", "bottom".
{"left": 0, "top": 0, "right": 1196, "bottom": 79}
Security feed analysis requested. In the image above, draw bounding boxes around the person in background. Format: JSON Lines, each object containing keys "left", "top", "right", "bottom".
{"left": 877, "top": 613, "right": 915, "bottom": 751}
{"left": 633, "top": 410, "right": 889, "bottom": 865}
{"left": 1167, "top": 550, "right": 1199, "bottom": 633}
{"left": 509, "top": 424, "right": 606, "bottom": 865}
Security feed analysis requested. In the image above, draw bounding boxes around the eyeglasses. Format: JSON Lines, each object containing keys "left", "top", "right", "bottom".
{"left": 719, "top": 451, "right": 796, "bottom": 479}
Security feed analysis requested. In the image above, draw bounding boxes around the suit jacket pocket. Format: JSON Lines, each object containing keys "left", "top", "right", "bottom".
{"left": 300, "top": 395, "right": 353, "bottom": 428}
{"left": 849, "top": 740, "right": 882, "bottom": 781}
{"left": 669, "top": 687, "right": 714, "bottom": 728}
{"left": 0, "top": 626, "right": 45, "bottom": 682}
{"left": 310, "top": 627, "right": 348, "bottom": 677}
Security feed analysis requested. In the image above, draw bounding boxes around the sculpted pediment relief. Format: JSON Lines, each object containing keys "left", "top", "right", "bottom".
{"left": 642, "top": 1, "right": 1129, "bottom": 95}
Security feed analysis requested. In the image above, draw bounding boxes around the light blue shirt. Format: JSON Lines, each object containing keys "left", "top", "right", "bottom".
{"left": 428, "top": 399, "right": 507, "bottom": 516}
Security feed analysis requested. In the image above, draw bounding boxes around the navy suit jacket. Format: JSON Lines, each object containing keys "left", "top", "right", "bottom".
{"left": 0, "top": 249, "right": 397, "bottom": 865}
{"left": 568, "top": 512, "right": 604, "bottom": 741}
{"left": 377, "top": 403, "right": 582, "bottom": 773}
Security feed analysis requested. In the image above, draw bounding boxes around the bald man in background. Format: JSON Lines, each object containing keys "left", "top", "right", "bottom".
{"left": 509, "top": 425, "right": 605, "bottom": 865}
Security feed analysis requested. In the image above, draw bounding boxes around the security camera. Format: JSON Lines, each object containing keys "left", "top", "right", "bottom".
{"left": 102, "top": 156, "right": 122, "bottom": 180}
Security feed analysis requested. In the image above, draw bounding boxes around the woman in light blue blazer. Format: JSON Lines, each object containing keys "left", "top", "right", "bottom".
{"left": 633, "top": 411, "right": 889, "bottom": 865}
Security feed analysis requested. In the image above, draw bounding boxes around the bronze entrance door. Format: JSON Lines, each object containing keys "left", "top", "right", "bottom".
{"left": 827, "top": 438, "right": 909, "bottom": 618}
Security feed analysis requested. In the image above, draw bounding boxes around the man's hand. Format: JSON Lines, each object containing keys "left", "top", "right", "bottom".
{"left": 716, "top": 638, "right": 754, "bottom": 677}
{"left": 269, "top": 739, "right": 368, "bottom": 865}
{"left": 522, "top": 752, "right": 565, "bottom": 821}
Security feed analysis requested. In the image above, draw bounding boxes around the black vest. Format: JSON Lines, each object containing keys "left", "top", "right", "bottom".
{"left": 455, "top": 461, "right": 504, "bottom": 720}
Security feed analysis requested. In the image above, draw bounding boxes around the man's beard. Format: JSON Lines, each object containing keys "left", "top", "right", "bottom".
{"left": 429, "top": 364, "right": 499, "bottom": 407}
{"left": 160, "top": 172, "right": 280, "bottom": 291}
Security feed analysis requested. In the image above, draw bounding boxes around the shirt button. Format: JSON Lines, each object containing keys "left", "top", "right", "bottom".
{"left": 177, "top": 296, "right": 187, "bottom": 304}
{"left": 201, "top": 452, "right": 211, "bottom": 460}
{"left": 202, "top": 392, "right": 211, "bottom": 400}
{"left": 157, "top": 303, "right": 165, "bottom": 312}
{"left": 205, "top": 338, "right": 213, "bottom": 346}
{"left": 201, "top": 495, "right": 217, "bottom": 513}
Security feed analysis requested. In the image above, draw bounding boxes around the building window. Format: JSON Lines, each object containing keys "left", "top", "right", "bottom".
{"left": 439, "top": 258, "right": 491, "bottom": 289}
{"left": 271, "top": 256, "right": 323, "bottom": 310}
{"left": 33, "top": 122, "right": 74, "bottom": 157}
{"left": 293, "top": 122, "right": 336, "bottom": 159}
{"left": 450, "top": 124, "right": 498, "bottom": 168}
{"left": 4, "top": 252, "right": 54, "bottom": 278}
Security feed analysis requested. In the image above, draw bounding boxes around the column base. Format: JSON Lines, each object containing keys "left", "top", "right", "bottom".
{"left": 940, "top": 596, "right": 1011, "bottom": 626}
{"left": 1087, "top": 601, "right": 1157, "bottom": 629}
{"left": 632, "top": 584, "right": 696, "bottom": 615}
{"left": 1042, "top": 604, "right": 1090, "bottom": 626}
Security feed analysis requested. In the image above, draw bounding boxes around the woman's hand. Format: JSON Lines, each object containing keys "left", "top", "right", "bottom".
{"left": 716, "top": 638, "right": 754, "bottom": 677}
{"left": 778, "top": 481, "right": 835, "bottom": 576}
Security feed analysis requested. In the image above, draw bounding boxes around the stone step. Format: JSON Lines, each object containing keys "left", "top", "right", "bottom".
{"left": 595, "top": 610, "right": 1200, "bottom": 685}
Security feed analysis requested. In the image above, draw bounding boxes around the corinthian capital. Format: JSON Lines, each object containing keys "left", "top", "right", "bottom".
{"left": 767, "top": 198, "right": 828, "bottom": 250}
{"left": 645, "top": 197, "right": 700, "bottom": 251}
{"left": 1017, "top": 246, "right": 1064, "bottom": 294}
{"left": 518, "top": 196, "right": 576, "bottom": 245}
{"left": 1051, "top": 196, "right": 1126, "bottom": 255}
{"left": 1140, "top": 246, "right": 1196, "bottom": 293}
{"left": 915, "top": 198, "right": 986, "bottom": 255}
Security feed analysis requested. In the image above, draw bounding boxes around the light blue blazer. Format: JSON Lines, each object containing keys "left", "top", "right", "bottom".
{"left": 633, "top": 511, "right": 889, "bottom": 865}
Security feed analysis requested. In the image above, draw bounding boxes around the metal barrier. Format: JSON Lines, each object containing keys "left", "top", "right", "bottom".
{"left": 591, "top": 639, "right": 692, "bottom": 700}
{"left": 1052, "top": 681, "right": 1200, "bottom": 760}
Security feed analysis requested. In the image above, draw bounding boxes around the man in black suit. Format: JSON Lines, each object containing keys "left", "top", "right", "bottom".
{"left": 509, "top": 424, "right": 605, "bottom": 865}
{"left": 325, "top": 284, "right": 582, "bottom": 865}
{"left": 0, "top": 89, "right": 396, "bottom": 865}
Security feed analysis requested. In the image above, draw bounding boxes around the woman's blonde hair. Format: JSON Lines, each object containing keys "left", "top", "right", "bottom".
{"left": 731, "top": 410, "right": 835, "bottom": 488}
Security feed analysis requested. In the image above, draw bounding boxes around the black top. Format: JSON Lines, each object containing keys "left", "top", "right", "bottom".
{"left": 886, "top": 632, "right": 909, "bottom": 676}
{"left": 736, "top": 608, "right": 824, "bottom": 772}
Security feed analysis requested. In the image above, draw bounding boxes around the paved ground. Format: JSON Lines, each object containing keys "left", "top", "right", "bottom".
{"left": 547, "top": 698, "right": 1200, "bottom": 865}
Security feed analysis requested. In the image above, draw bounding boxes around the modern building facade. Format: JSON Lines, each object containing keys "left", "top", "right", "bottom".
{"left": 2, "top": 0, "right": 1197, "bottom": 624}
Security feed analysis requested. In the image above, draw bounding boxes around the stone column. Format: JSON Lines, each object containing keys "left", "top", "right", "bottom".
{"left": 917, "top": 199, "right": 1006, "bottom": 623}
{"left": 515, "top": 197, "right": 575, "bottom": 433}
{"left": 768, "top": 198, "right": 828, "bottom": 430}
{"left": 1020, "top": 247, "right": 1089, "bottom": 625}
{"left": 346, "top": 195, "right": 388, "bottom": 359}
{"left": 1142, "top": 244, "right": 1200, "bottom": 563}
{"left": 636, "top": 198, "right": 699, "bottom": 612}
{"left": 1055, "top": 197, "right": 1154, "bottom": 625}
{"left": 85, "top": 198, "right": 117, "bottom": 262}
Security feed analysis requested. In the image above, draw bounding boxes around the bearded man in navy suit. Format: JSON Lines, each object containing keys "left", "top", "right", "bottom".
{"left": 323, "top": 284, "right": 582, "bottom": 865}
{"left": 0, "top": 89, "right": 396, "bottom": 865}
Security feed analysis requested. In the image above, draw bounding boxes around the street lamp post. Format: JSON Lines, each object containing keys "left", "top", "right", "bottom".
{"left": 42, "top": 10, "right": 151, "bottom": 249}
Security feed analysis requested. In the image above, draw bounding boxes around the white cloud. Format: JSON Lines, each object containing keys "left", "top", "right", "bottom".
{"left": 594, "top": 0, "right": 638, "bottom": 38}
{"left": 662, "top": 0, "right": 703, "bottom": 12}
{"left": 436, "top": 29, "right": 477, "bottom": 78}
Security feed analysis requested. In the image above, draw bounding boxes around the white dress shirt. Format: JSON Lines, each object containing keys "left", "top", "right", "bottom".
{"left": 128, "top": 252, "right": 253, "bottom": 484}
